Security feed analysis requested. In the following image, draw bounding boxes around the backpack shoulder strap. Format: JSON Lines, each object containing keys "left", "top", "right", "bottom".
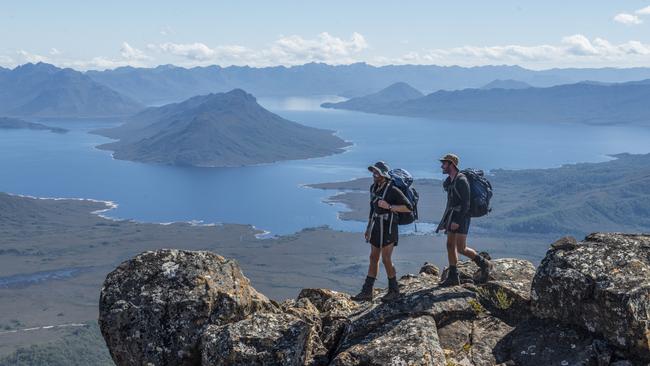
{"left": 451, "top": 173, "right": 467, "bottom": 204}
{"left": 381, "top": 181, "right": 392, "bottom": 200}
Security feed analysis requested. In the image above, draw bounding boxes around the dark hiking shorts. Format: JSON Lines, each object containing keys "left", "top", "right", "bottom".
{"left": 369, "top": 218, "right": 399, "bottom": 248}
{"left": 448, "top": 215, "right": 471, "bottom": 235}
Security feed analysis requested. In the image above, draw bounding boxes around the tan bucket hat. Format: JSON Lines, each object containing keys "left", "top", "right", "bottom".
{"left": 439, "top": 153, "right": 460, "bottom": 168}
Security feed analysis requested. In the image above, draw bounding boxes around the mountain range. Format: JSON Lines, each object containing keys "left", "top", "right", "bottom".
{"left": 5, "top": 62, "right": 650, "bottom": 119}
{"left": 322, "top": 79, "right": 650, "bottom": 125}
{"left": 93, "top": 89, "right": 350, "bottom": 167}
{"left": 85, "top": 62, "right": 650, "bottom": 105}
{"left": 0, "top": 63, "right": 142, "bottom": 118}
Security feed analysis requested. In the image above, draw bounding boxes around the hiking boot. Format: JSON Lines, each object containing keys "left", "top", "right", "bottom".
{"left": 381, "top": 276, "right": 400, "bottom": 302}
{"left": 439, "top": 265, "right": 461, "bottom": 287}
{"left": 351, "top": 276, "right": 375, "bottom": 302}
{"left": 473, "top": 254, "right": 494, "bottom": 284}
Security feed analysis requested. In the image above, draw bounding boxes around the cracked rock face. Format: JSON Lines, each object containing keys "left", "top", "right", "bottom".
{"left": 330, "top": 315, "right": 446, "bottom": 366}
{"left": 99, "top": 249, "right": 274, "bottom": 366}
{"left": 531, "top": 233, "right": 650, "bottom": 360}
{"left": 201, "top": 312, "right": 315, "bottom": 366}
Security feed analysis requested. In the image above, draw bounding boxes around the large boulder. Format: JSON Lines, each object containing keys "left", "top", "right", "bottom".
{"left": 531, "top": 233, "right": 650, "bottom": 360}
{"left": 341, "top": 274, "right": 479, "bottom": 342}
{"left": 440, "top": 258, "right": 536, "bottom": 320}
{"left": 498, "top": 319, "right": 613, "bottom": 366}
{"left": 330, "top": 315, "right": 446, "bottom": 366}
{"left": 200, "top": 312, "right": 316, "bottom": 366}
{"left": 99, "top": 249, "right": 274, "bottom": 366}
{"left": 476, "top": 258, "right": 536, "bottom": 320}
{"left": 297, "top": 288, "right": 364, "bottom": 357}
{"left": 437, "top": 315, "right": 513, "bottom": 366}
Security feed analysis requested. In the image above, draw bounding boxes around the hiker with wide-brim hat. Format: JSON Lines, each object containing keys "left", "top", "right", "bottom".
{"left": 351, "top": 161, "right": 413, "bottom": 302}
{"left": 437, "top": 153, "right": 493, "bottom": 286}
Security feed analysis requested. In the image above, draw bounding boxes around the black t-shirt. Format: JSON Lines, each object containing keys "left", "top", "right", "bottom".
{"left": 443, "top": 173, "right": 471, "bottom": 222}
{"left": 369, "top": 182, "right": 413, "bottom": 219}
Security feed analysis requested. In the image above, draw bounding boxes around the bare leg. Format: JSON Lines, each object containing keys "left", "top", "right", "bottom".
{"left": 446, "top": 233, "right": 459, "bottom": 266}
{"left": 454, "top": 234, "right": 477, "bottom": 260}
{"left": 367, "top": 245, "right": 381, "bottom": 278}
{"left": 381, "top": 243, "right": 396, "bottom": 278}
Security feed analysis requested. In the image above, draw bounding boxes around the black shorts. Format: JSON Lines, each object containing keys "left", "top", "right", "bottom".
{"left": 368, "top": 217, "right": 399, "bottom": 248}
{"left": 448, "top": 215, "right": 471, "bottom": 235}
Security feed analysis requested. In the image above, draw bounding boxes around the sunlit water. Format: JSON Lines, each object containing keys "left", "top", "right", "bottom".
{"left": 2, "top": 95, "right": 650, "bottom": 235}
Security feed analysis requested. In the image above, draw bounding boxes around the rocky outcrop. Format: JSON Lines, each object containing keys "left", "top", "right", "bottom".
{"left": 531, "top": 233, "right": 650, "bottom": 361}
{"left": 201, "top": 312, "right": 315, "bottom": 366}
{"left": 99, "top": 249, "right": 275, "bottom": 366}
{"left": 99, "top": 233, "right": 649, "bottom": 365}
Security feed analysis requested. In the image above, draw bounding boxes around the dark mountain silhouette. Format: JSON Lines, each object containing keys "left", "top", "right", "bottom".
{"left": 321, "top": 82, "right": 422, "bottom": 110}
{"left": 93, "top": 89, "right": 350, "bottom": 167}
{"left": 0, "top": 62, "right": 143, "bottom": 117}
{"left": 322, "top": 79, "right": 650, "bottom": 125}
{"left": 85, "top": 62, "right": 650, "bottom": 104}
{"left": 481, "top": 79, "right": 532, "bottom": 89}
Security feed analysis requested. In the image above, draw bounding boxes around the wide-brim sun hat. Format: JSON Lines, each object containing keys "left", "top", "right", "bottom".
{"left": 368, "top": 161, "right": 390, "bottom": 178}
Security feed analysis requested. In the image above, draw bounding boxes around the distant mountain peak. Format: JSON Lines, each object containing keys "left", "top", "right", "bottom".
{"left": 0, "top": 63, "right": 143, "bottom": 117}
{"left": 379, "top": 82, "right": 424, "bottom": 96}
{"left": 481, "top": 79, "right": 532, "bottom": 90}
{"left": 322, "top": 81, "right": 423, "bottom": 110}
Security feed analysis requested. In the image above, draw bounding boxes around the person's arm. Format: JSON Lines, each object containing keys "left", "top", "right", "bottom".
{"left": 378, "top": 187, "right": 412, "bottom": 213}
{"left": 368, "top": 184, "right": 374, "bottom": 220}
{"left": 451, "top": 176, "right": 470, "bottom": 223}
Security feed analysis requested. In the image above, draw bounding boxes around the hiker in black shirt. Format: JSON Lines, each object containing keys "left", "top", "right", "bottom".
{"left": 351, "top": 161, "right": 413, "bottom": 302}
{"left": 437, "top": 153, "right": 493, "bottom": 286}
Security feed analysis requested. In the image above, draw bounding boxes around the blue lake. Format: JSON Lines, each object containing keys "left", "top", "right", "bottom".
{"left": 2, "top": 96, "right": 650, "bottom": 235}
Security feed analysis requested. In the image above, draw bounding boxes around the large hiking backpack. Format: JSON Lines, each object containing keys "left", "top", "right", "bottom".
{"left": 387, "top": 168, "right": 419, "bottom": 225}
{"left": 457, "top": 169, "right": 493, "bottom": 217}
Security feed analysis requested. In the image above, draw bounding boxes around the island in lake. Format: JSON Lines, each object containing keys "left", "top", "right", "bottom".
{"left": 93, "top": 89, "right": 351, "bottom": 167}
{"left": 0, "top": 117, "right": 68, "bottom": 133}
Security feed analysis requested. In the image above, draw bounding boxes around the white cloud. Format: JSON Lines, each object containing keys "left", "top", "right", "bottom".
{"left": 380, "top": 34, "right": 650, "bottom": 68}
{"left": 562, "top": 34, "right": 599, "bottom": 55}
{"left": 149, "top": 42, "right": 216, "bottom": 61}
{"left": 613, "top": 13, "right": 643, "bottom": 25}
{"left": 16, "top": 50, "right": 49, "bottom": 63}
{"left": 4, "top": 33, "right": 650, "bottom": 71}
{"left": 120, "top": 42, "right": 149, "bottom": 60}
{"left": 269, "top": 32, "right": 368, "bottom": 63}
{"left": 62, "top": 56, "right": 142, "bottom": 70}
{"left": 0, "top": 55, "right": 14, "bottom": 65}
{"left": 147, "top": 32, "right": 369, "bottom": 66}
{"left": 50, "top": 48, "right": 61, "bottom": 56}
{"left": 635, "top": 5, "right": 650, "bottom": 15}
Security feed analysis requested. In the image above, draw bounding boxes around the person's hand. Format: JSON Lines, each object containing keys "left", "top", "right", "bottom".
{"left": 378, "top": 200, "right": 390, "bottom": 209}
{"left": 450, "top": 222, "right": 460, "bottom": 231}
{"left": 364, "top": 231, "right": 370, "bottom": 241}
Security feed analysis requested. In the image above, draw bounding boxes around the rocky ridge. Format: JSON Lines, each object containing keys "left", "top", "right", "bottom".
{"left": 99, "top": 233, "right": 650, "bottom": 365}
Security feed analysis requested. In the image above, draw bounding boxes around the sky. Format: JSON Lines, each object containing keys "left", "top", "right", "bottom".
{"left": 1, "top": 0, "right": 650, "bottom": 70}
